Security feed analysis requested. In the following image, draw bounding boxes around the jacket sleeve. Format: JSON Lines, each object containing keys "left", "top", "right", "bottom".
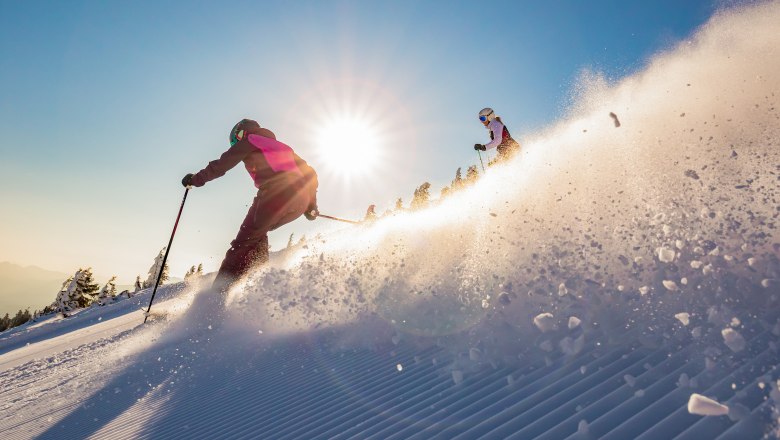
{"left": 484, "top": 120, "right": 504, "bottom": 150}
{"left": 191, "top": 143, "right": 252, "bottom": 187}
{"left": 293, "top": 153, "right": 319, "bottom": 205}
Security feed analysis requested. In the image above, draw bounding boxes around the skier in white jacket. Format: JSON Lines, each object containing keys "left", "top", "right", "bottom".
{"left": 474, "top": 107, "right": 520, "bottom": 162}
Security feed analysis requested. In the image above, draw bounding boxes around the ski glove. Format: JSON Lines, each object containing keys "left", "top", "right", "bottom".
{"left": 182, "top": 173, "right": 194, "bottom": 187}
{"left": 304, "top": 204, "right": 319, "bottom": 221}
{"left": 474, "top": 144, "right": 487, "bottom": 151}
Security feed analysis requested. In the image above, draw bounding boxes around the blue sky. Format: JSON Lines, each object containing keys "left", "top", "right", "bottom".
{"left": 0, "top": 0, "right": 719, "bottom": 282}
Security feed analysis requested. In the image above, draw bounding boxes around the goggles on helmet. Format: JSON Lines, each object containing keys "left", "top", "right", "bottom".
{"left": 479, "top": 115, "right": 488, "bottom": 122}
{"left": 230, "top": 129, "right": 245, "bottom": 146}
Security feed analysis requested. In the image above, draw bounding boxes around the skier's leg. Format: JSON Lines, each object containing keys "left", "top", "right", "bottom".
{"left": 212, "top": 183, "right": 308, "bottom": 289}
{"left": 213, "top": 192, "right": 270, "bottom": 289}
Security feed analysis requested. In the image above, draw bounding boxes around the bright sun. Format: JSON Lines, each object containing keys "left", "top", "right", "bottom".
{"left": 315, "top": 116, "right": 381, "bottom": 178}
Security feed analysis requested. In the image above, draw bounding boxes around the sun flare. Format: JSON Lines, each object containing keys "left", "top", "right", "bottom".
{"left": 315, "top": 115, "right": 382, "bottom": 178}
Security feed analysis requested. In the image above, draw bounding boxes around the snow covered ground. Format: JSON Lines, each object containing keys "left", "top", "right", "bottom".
{"left": 2, "top": 2, "right": 780, "bottom": 439}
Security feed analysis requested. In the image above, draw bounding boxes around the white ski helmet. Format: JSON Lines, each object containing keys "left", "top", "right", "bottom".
{"left": 478, "top": 107, "right": 495, "bottom": 123}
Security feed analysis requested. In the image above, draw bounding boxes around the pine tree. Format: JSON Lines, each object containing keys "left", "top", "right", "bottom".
{"left": 74, "top": 268, "right": 99, "bottom": 308}
{"left": 0, "top": 313, "right": 10, "bottom": 332}
{"left": 196, "top": 264, "right": 203, "bottom": 276}
{"left": 97, "top": 276, "right": 117, "bottom": 306}
{"left": 411, "top": 182, "right": 431, "bottom": 210}
{"left": 184, "top": 265, "right": 196, "bottom": 280}
{"left": 364, "top": 204, "right": 377, "bottom": 222}
{"left": 395, "top": 198, "right": 404, "bottom": 211}
{"left": 134, "top": 275, "right": 142, "bottom": 293}
{"left": 440, "top": 185, "right": 451, "bottom": 199}
{"left": 452, "top": 167, "right": 463, "bottom": 190}
{"left": 287, "top": 233, "right": 295, "bottom": 249}
{"left": 143, "top": 248, "right": 169, "bottom": 288}
{"left": 52, "top": 268, "right": 98, "bottom": 314}
{"left": 53, "top": 275, "right": 76, "bottom": 315}
{"left": 466, "top": 165, "right": 479, "bottom": 184}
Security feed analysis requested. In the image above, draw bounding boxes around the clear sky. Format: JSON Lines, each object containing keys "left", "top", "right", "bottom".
{"left": 0, "top": 0, "right": 719, "bottom": 283}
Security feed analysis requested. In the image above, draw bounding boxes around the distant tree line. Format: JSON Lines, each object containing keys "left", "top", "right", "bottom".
{"left": 364, "top": 163, "right": 483, "bottom": 221}
{"left": 0, "top": 247, "right": 204, "bottom": 333}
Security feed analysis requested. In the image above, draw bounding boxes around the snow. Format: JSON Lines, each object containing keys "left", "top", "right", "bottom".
{"left": 2, "top": 2, "right": 780, "bottom": 437}
{"left": 533, "top": 313, "right": 556, "bottom": 333}
{"left": 657, "top": 247, "right": 676, "bottom": 263}
{"left": 721, "top": 328, "right": 746, "bottom": 353}
{"left": 674, "top": 312, "right": 690, "bottom": 326}
{"left": 687, "top": 393, "right": 729, "bottom": 416}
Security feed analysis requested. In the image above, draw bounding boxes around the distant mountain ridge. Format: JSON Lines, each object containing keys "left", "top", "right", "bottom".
{"left": 0, "top": 262, "right": 69, "bottom": 316}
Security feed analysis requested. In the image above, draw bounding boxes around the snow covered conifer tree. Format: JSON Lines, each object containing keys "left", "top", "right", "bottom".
{"left": 53, "top": 274, "right": 78, "bottom": 315}
{"left": 395, "top": 198, "right": 404, "bottom": 211}
{"left": 411, "top": 182, "right": 431, "bottom": 210}
{"left": 134, "top": 275, "right": 142, "bottom": 293}
{"left": 184, "top": 266, "right": 195, "bottom": 280}
{"left": 97, "top": 276, "right": 117, "bottom": 306}
{"left": 52, "top": 268, "right": 98, "bottom": 315}
{"left": 466, "top": 165, "right": 479, "bottom": 184}
{"left": 287, "top": 233, "right": 295, "bottom": 249}
{"left": 143, "top": 248, "right": 169, "bottom": 288}
{"left": 196, "top": 264, "right": 203, "bottom": 276}
{"left": 74, "top": 268, "right": 99, "bottom": 308}
{"left": 452, "top": 167, "right": 463, "bottom": 190}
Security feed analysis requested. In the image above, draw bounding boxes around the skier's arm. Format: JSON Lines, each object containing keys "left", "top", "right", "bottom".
{"left": 293, "top": 153, "right": 319, "bottom": 203}
{"left": 483, "top": 120, "right": 504, "bottom": 150}
{"left": 190, "top": 143, "right": 253, "bottom": 187}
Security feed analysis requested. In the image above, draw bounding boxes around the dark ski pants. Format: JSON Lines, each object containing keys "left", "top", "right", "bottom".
{"left": 213, "top": 180, "right": 310, "bottom": 288}
{"left": 496, "top": 139, "right": 521, "bottom": 162}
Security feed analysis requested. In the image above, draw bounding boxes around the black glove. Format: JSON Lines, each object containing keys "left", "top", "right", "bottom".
{"left": 181, "top": 173, "right": 194, "bottom": 187}
{"left": 474, "top": 144, "right": 486, "bottom": 151}
{"left": 304, "top": 204, "right": 319, "bottom": 221}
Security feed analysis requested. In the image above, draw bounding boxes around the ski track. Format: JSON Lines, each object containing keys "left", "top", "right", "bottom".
{"left": 2, "top": 2, "right": 780, "bottom": 439}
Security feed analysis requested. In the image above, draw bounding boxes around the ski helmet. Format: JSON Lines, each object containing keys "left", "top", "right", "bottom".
{"left": 229, "top": 119, "right": 259, "bottom": 146}
{"left": 478, "top": 108, "right": 495, "bottom": 123}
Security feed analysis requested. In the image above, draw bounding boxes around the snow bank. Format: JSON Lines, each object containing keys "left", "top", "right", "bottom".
{"left": 175, "top": 2, "right": 780, "bottom": 374}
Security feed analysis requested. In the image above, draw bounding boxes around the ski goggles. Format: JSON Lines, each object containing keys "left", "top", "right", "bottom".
{"left": 479, "top": 115, "right": 488, "bottom": 122}
{"left": 230, "top": 129, "right": 245, "bottom": 146}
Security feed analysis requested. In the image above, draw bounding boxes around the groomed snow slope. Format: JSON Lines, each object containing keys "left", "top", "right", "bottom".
{"left": 2, "top": 2, "right": 780, "bottom": 439}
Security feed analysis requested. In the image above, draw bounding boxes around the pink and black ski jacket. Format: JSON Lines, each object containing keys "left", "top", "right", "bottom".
{"left": 190, "top": 128, "right": 318, "bottom": 202}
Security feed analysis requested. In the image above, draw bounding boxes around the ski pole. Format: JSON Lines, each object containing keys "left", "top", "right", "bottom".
{"left": 477, "top": 150, "right": 486, "bottom": 172}
{"left": 144, "top": 187, "right": 189, "bottom": 323}
{"left": 317, "top": 213, "right": 361, "bottom": 225}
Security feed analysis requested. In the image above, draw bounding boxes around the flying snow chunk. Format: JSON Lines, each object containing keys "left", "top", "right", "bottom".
{"left": 675, "top": 313, "right": 691, "bottom": 326}
{"left": 452, "top": 370, "right": 464, "bottom": 385}
{"left": 534, "top": 313, "right": 556, "bottom": 333}
{"left": 558, "top": 283, "right": 568, "bottom": 296}
{"left": 396, "top": 364, "right": 403, "bottom": 372}
{"left": 568, "top": 316, "right": 582, "bottom": 329}
{"left": 639, "top": 286, "right": 650, "bottom": 296}
{"left": 678, "top": 373, "right": 691, "bottom": 388}
{"left": 688, "top": 393, "right": 729, "bottom": 416}
{"left": 722, "top": 328, "right": 746, "bottom": 352}
{"left": 578, "top": 419, "right": 590, "bottom": 435}
{"left": 560, "top": 335, "right": 585, "bottom": 356}
{"left": 624, "top": 374, "right": 637, "bottom": 387}
{"left": 657, "top": 247, "right": 676, "bottom": 263}
{"left": 663, "top": 280, "right": 679, "bottom": 291}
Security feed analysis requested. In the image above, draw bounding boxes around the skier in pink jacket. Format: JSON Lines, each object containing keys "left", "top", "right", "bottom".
{"left": 474, "top": 107, "right": 521, "bottom": 162}
{"left": 182, "top": 119, "right": 319, "bottom": 288}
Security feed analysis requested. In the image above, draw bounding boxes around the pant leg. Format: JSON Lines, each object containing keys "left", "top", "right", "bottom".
{"left": 213, "top": 180, "right": 310, "bottom": 288}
